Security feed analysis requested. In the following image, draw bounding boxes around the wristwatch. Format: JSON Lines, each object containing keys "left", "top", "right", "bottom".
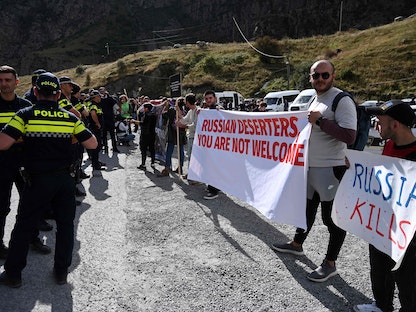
{"left": 315, "top": 116, "right": 324, "bottom": 126}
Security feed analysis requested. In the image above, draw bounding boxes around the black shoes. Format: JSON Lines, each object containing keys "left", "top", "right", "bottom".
{"left": 173, "top": 167, "right": 183, "bottom": 173}
{"left": 31, "top": 239, "right": 52, "bottom": 255}
{"left": 38, "top": 219, "right": 53, "bottom": 231}
{"left": 0, "top": 243, "right": 8, "bottom": 259}
{"left": 0, "top": 271, "right": 22, "bottom": 288}
{"left": 53, "top": 269, "right": 68, "bottom": 285}
{"left": 75, "top": 188, "right": 86, "bottom": 197}
{"left": 80, "top": 171, "right": 90, "bottom": 179}
{"left": 137, "top": 164, "right": 146, "bottom": 170}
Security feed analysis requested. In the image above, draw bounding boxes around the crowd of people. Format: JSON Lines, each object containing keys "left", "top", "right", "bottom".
{"left": 0, "top": 60, "right": 415, "bottom": 312}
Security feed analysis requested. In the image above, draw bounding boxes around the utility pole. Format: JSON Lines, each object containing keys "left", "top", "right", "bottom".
{"left": 339, "top": 1, "right": 343, "bottom": 32}
{"left": 286, "top": 54, "right": 291, "bottom": 89}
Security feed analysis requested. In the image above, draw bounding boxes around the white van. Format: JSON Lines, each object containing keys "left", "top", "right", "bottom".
{"left": 215, "top": 91, "right": 244, "bottom": 110}
{"left": 264, "top": 90, "right": 300, "bottom": 112}
{"left": 289, "top": 89, "right": 316, "bottom": 111}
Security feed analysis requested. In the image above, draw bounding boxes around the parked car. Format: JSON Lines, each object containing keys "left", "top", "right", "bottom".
{"left": 215, "top": 91, "right": 244, "bottom": 110}
{"left": 264, "top": 90, "right": 299, "bottom": 112}
{"left": 289, "top": 89, "right": 316, "bottom": 111}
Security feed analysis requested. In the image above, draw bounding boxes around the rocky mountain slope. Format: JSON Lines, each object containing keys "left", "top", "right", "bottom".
{"left": 1, "top": 0, "right": 415, "bottom": 74}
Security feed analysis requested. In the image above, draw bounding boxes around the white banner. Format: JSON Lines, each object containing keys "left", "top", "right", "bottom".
{"left": 332, "top": 150, "right": 416, "bottom": 263}
{"left": 188, "top": 110, "right": 311, "bottom": 229}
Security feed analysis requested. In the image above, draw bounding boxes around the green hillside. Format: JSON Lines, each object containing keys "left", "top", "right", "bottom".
{"left": 16, "top": 17, "right": 416, "bottom": 102}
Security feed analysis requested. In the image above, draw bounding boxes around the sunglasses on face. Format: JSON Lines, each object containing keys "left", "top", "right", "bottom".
{"left": 311, "top": 72, "right": 331, "bottom": 80}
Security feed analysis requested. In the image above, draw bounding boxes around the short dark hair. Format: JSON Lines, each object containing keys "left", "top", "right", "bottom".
{"left": 203, "top": 90, "right": 216, "bottom": 98}
{"left": 0, "top": 65, "right": 18, "bottom": 79}
{"left": 185, "top": 93, "right": 196, "bottom": 105}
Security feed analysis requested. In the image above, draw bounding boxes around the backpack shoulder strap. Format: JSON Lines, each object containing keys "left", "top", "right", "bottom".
{"left": 331, "top": 91, "right": 355, "bottom": 112}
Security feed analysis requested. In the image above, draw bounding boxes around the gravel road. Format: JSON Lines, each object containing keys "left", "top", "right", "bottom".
{"left": 1, "top": 142, "right": 400, "bottom": 311}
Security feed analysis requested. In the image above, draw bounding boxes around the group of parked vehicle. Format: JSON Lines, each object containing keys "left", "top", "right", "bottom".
{"left": 218, "top": 88, "right": 415, "bottom": 148}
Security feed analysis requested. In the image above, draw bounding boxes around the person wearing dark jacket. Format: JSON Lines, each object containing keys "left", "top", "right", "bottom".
{"left": 133, "top": 103, "right": 157, "bottom": 170}
{"left": 158, "top": 98, "right": 187, "bottom": 177}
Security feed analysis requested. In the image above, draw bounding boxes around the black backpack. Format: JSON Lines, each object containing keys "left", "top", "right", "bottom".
{"left": 331, "top": 91, "right": 371, "bottom": 151}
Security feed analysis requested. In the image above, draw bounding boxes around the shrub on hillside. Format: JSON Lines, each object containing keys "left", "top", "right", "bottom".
{"left": 75, "top": 64, "right": 86, "bottom": 76}
{"left": 254, "top": 36, "right": 284, "bottom": 64}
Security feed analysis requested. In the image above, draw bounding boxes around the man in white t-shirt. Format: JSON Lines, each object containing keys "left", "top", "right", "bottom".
{"left": 272, "top": 60, "right": 357, "bottom": 282}
{"left": 176, "top": 93, "right": 200, "bottom": 180}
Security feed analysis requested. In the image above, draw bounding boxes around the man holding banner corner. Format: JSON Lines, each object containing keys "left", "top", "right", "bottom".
{"left": 272, "top": 60, "right": 357, "bottom": 282}
{"left": 353, "top": 100, "right": 416, "bottom": 312}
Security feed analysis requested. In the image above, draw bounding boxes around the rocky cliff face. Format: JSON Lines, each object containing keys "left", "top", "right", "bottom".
{"left": 1, "top": 0, "right": 414, "bottom": 74}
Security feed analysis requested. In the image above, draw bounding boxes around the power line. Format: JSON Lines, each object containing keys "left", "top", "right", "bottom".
{"left": 232, "top": 17, "right": 285, "bottom": 59}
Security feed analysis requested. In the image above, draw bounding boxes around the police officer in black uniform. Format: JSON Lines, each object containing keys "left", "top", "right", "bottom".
{"left": 23, "top": 68, "right": 46, "bottom": 104}
{"left": 87, "top": 90, "right": 106, "bottom": 170}
{"left": 0, "top": 65, "right": 51, "bottom": 258}
{"left": 0, "top": 72, "right": 97, "bottom": 288}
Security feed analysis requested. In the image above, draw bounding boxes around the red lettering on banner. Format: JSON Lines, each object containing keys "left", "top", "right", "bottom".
{"left": 349, "top": 198, "right": 414, "bottom": 250}
{"left": 366, "top": 203, "right": 376, "bottom": 230}
{"left": 214, "top": 136, "right": 230, "bottom": 151}
{"left": 197, "top": 134, "right": 212, "bottom": 148}
{"left": 350, "top": 198, "right": 365, "bottom": 224}
{"left": 398, "top": 220, "right": 411, "bottom": 250}
{"left": 388, "top": 213, "right": 396, "bottom": 245}
{"left": 375, "top": 208, "right": 385, "bottom": 237}
{"left": 201, "top": 120, "right": 209, "bottom": 132}
{"left": 232, "top": 138, "right": 250, "bottom": 154}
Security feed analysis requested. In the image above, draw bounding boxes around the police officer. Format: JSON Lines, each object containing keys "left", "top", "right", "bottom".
{"left": 0, "top": 65, "right": 51, "bottom": 258}
{"left": 59, "top": 76, "right": 81, "bottom": 118}
{"left": 87, "top": 90, "right": 105, "bottom": 170}
{"left": 0, "top": 72, "right": 97, "bottom": 288}
{"left": 23, "top": 68, "right": 46, "bottom": 104}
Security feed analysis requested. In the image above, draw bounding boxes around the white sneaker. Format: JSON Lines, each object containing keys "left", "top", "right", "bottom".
{"left": 353, "top": 302, "right": 382, "bottom": 312}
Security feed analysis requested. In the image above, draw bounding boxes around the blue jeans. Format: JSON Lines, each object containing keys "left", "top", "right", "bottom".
{"left": 165, "top": 142, "right": 184, "bottom": 169}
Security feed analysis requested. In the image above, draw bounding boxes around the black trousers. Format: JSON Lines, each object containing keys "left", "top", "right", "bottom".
{"left": 102, "top": 122, "right": 117, "bottom": 150}
{"left": 369, "top": 239, "right": 416, "bottom": 312}
{"left": 293, "top": 166, "right": 347, "bottom": 262}
{"left": 5, "top": 172, "right": 76, "bottom": 278}
{"left": 0, "top": 157, "right": 40, "bottom": 245}
{"left": 88, "top": 127, "right": 102, "bottom": 167}
{"left": 139, "top": 134, "right": 155, "bottom": 165}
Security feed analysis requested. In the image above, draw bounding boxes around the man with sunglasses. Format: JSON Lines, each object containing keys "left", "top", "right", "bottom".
{"left": 272, "top": 60, "right": 357, "bottom": 282}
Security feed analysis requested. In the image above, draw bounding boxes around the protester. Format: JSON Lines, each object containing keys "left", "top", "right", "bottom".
{"left": 0, "top": 72, "right": 97, "bottom": 288}
{"left": 353, "top": 100, "right": 416, "bottom": 312}
{"left": 115, "top": 115, "right": 135, "bottom": 145}
{"left": 133, "top": 103, "right": 157, "bottom": 170}
{"left": 158, "top": 98, "right": 187, "bottom": 177}
{"left": 271, "top": 60, "right": 357, "bottom": 282}
{"left": 202, "top": 90, "right": 222, "bottom": 199}
{"left": 176, "top": 93, "right": 200, "bottom": 181}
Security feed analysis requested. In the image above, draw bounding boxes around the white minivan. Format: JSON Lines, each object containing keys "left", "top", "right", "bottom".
{"left": 289, "top": 89, "right": 316, "bottom": 111}
{"left": 215, "top": 91, "right": 244, "bottom": 110}
{"left": 264, "top": 90, "right": 300, "bottom": 112}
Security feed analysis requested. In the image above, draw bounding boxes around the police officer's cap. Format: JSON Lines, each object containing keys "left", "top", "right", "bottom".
{"left": 32, "top": 69, "right": 47, "bottom": 77}
{"left": 71, "top": 82, "right": 81, "bottom": 94}
{"left": 59, "top": 76, "right": 73, "bottom": 85}
{"left": 35, "top": 72, "right": 60, "bottom": 95}
{"left": 90, "top": 90, "right": 101, "bottom": 98}
{"left": 31, "top": 69, "right": 47, "bottom": 83}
